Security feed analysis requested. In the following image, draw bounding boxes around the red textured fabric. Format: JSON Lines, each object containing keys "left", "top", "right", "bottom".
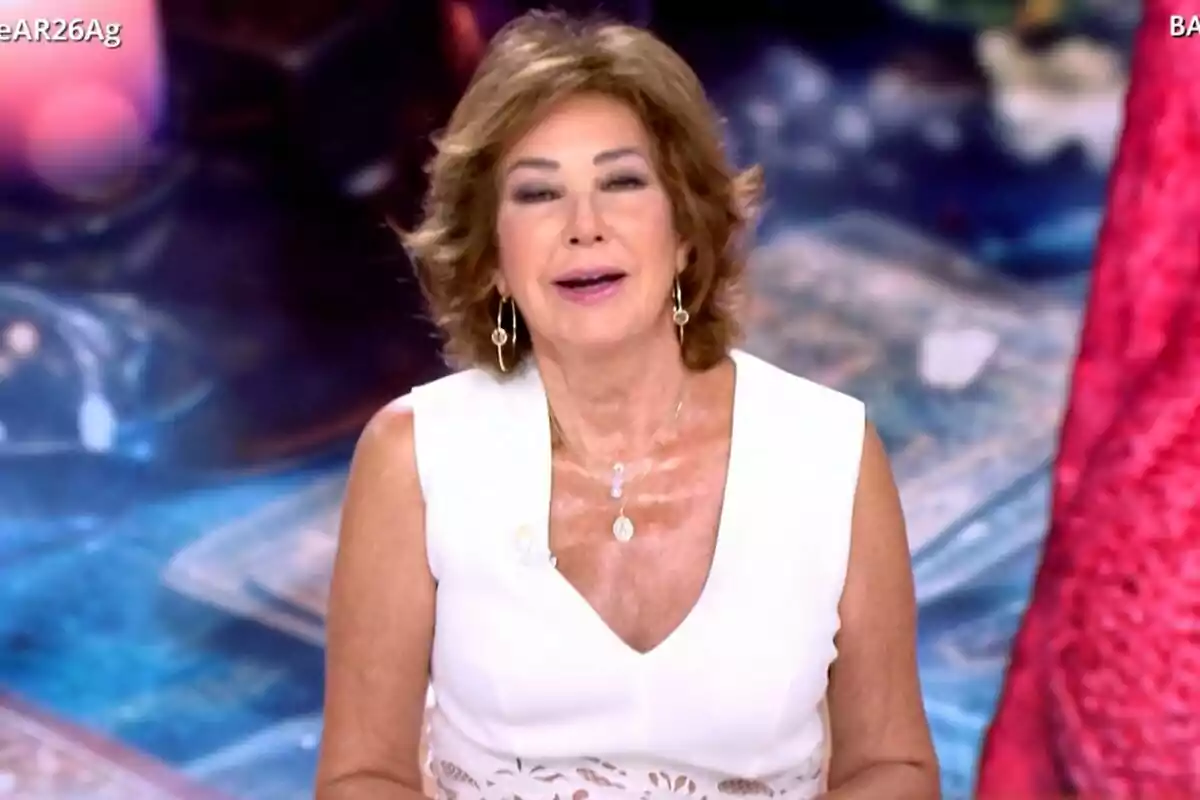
{"left": 978, "top": 2, "right": 1200, "bottom": 796}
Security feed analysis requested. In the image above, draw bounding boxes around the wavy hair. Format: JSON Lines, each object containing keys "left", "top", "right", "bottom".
{"left": 403, "top": 10, "right": 762, "bottom": 375}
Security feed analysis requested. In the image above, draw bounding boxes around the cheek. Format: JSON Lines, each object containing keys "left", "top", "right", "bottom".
{"left": 616, "top": 195, "right": 678, "bottom": 261}
{"left": 495, "top": 211, "right": 552, "bottom": 286}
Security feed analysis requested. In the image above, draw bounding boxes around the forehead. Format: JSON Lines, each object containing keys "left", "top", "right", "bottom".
{"left": 505, "top": 93, "right": 651, "bottom": 159}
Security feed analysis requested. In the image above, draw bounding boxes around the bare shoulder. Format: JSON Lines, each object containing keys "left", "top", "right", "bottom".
{"left": 824, "top": 419, "right": 939, "bottom": 793}
{"left": 334, "top": 397, "right": 426, "bottom": 555}
{"left": 843, "top": 419, "right": 909, "bottom": 633}
{"left": 351, "top": 396, "right": 419, "bottom": 478}
{"left": 329, "top": 393, "right": 430, "bottom": 626}
{"left": 315, "top": 396, "right": 432, "bottom": 795}
{"left": 837, "top": 420, "right": 909, "bottom": 637}
{"left": 853, "top": 421, "right": 902, "bottom": 527}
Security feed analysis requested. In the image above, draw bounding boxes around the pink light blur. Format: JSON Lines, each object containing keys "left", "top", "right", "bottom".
{"left": 0, "top": 0, "right": 165, "bottom": 199}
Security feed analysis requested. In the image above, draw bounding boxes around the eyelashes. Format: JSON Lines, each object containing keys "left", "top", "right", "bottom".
{"left": 602, "top": 174, "right": 648, "bottom": 191}
{"left": 509, "top": 173, "right": 650, "bottom": 204}
{"left": 511, "top": 186, "right": 559, "bottom": 203}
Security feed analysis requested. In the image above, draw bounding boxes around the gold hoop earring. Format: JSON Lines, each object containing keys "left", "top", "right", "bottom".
{"left": 491, "top": 296, "right": 517, "bottom": 372}
{"left": 672, "top": 277, "right": 689, "bottom": 343}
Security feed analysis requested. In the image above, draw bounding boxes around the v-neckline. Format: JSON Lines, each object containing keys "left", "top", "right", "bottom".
{"left": 526, "top": 351, "right": 746, "bottom": 661}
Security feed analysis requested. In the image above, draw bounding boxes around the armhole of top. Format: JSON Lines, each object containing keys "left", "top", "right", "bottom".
{"left": 404, "top": 387, "right": 442, "bottom": 582}
{"left": 832, "top": 395, "right": 868, "bottom": 635}
{"left": 847, "top": 398, "right": 868, "bottom": 511}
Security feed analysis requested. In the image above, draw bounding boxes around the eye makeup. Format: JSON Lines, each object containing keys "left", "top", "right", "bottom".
{"left": 508, "top": 171, "right": 651, "bottom": 204}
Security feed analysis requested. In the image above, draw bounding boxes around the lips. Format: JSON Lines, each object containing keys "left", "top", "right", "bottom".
{"left": 552, "top": 270, "right": 627, "bottom": 290}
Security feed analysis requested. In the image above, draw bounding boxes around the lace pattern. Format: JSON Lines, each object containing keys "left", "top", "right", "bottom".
{"left": 429, "top": 752, "right": 825, "bottom": 800}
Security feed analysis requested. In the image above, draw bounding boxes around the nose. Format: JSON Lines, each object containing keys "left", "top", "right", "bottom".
{"left": 564, "top": 195, "right": 604, "bottom": 246}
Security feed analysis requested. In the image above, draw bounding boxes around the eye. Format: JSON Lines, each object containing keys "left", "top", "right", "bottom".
{"left": 601, "top": 173, "right": 648, "bottom": 191}
{"left": 511, "top": 185, "right": 560, "bottom": 203}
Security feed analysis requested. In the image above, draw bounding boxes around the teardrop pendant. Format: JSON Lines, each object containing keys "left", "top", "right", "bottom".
{"left": 612, "top": 514, "right": 635, "bottom": 542}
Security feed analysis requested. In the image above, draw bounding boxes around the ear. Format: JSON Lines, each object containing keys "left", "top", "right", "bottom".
{"left": 494, "top": 270, "right": 510, "bottom": 298}
{"left": 675, "top": 242, "right": 689, "bottom": 275}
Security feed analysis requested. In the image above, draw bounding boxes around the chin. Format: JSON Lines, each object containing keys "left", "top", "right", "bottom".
{"left": 553, "top": 331, "right": 637, "bottom": 356}
{"left": 549, "top": 319, "right": 663, "bottom": 357}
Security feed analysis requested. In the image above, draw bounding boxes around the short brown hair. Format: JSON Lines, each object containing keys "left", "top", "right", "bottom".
{"left": 403, "top": 11, "right": 762, "bottom": 375}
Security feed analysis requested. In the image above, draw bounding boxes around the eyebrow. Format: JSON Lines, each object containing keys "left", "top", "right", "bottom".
{"left": 505, "top": 147, "right": 646, "bottom": 174}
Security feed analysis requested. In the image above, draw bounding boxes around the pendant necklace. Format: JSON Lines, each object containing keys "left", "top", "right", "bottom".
{"left": 552, "top": 384, "right": 686, "bottom": 544}
{"left": 609, "top": 462, "right": 634, "bottom": 542}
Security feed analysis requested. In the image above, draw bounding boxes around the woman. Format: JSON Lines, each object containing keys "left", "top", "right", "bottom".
{"left": 316, "top": 11, "right": 938, "bottom": 800}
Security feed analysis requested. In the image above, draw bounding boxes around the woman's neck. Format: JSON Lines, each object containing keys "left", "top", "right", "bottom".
{"left": 533, "top": 328, "right": 690, "bottom": 466}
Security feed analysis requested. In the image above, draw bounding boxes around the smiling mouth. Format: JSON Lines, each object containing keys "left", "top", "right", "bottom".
{"left": 553, "top": 272, "right": 626, "bottom": 289}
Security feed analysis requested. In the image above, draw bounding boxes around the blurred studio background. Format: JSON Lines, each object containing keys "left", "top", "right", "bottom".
{"left": 0, "top": 0, "right": 1135, "bottom": 797}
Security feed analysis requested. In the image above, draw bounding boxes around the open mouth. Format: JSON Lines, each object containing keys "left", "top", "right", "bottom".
{"left": 553, "top": 272, "right": 626, "bottom": 290}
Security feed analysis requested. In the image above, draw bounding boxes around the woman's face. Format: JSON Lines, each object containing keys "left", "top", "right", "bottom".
{"left": 495, "top": 92, "right": 682, "bottom": 356}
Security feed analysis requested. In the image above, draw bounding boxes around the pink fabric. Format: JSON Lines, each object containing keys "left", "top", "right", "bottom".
{"left": 978, "top": 3, "right": 1200, "bottom": 795}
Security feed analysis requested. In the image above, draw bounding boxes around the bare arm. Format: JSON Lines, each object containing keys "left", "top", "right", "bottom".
{"left": 823, "top": 422, "right": 940, "bottom": 799}
{"left": 315, "top": 400, "right": 434, "bottom": 800}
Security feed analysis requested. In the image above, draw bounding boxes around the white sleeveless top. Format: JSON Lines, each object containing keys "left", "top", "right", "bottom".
{"left": 408, "top": 349, "right": 865, "bottom": 800}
